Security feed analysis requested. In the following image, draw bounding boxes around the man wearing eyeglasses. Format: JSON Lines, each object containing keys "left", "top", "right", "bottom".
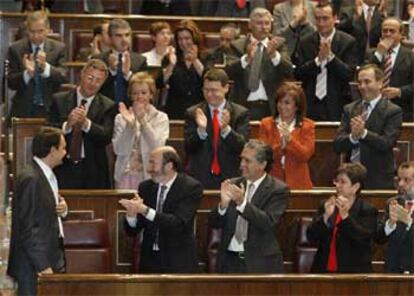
{"left": 48, "top": 59, "right": 117, "bottom": 189}
{"left": 184, "top": 68, "right": 250, "bottom": 189}
{"left": 376, "top": 161, "right": 414, "bottom": 273}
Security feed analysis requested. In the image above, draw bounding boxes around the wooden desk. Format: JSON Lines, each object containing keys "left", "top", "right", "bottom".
{"left": 38, "top": 274, "right": 414, "bottom": 296}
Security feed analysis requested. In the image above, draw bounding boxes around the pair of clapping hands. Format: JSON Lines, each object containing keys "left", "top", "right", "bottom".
{"left": 119, "top": 193, "right": 148, "bottom": 217}
{"left": 389, "top": 199, "right": 413, "bottom": 226}
{"left": 220, "top": 180, "right": 247, "bottom": 209}
{"left": 323, "top": 195, "right": 352, "bottom": 223}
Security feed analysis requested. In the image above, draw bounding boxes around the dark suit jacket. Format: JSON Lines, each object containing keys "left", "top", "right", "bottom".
{"left": 209, "top": 175, "right": 289, "bottom": 273}
{"left": 93, "top": 49, "right": 147, "bottom": 102}
{"left": 124, "top": 173, "right": 203, "bottom": 273}
{"left": 375, "top": 195, "right": 414, "bottom": 273}
{"left": 293, "top": 30, "right": 357, "bottom": 121}
{"left": 307, "top": 197, "right": 378, "bottom": 273}
{"left": 141, "top": 0, "right": 191, "bottom": 15}
{"left": 226, "top": 37, "right": 293, "bottom": 116}
{"left": 215, "top": 0, "right": 266, "bottom": 17}
{"left": 7, "top": 38, "right": 68, "bottom": 117}
{"left": 184, "top": 101, "right": 250, "bottom": 189}
{"left": 338, "top": 6, "right": 383, "bottom": 64}
{"left": 367, "top": 45, "right": 414, "bottom": 122}
{"left": 334, "top": 98, "right": 402, "bottom": 189}
{"left": 48, "top": 90, "right": 117, "bottom": 189}
{"left": 7, "top": 162, "right": 65, "bottom": 291}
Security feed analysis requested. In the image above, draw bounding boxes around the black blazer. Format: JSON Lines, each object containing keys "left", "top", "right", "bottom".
{"left": 209, "top": 175, "right": 289, "bottom": 273}
{"left": 225, "top": 36, "right": 294, "bottom": 117}
{"left": 293, "top": 30, "right": 358, "bottom": 121}
{"left": 375, "top": 195, "right": 414, "bottom": 273}
{"left": 8, "top": 162, "right": 65, "bottom": 282}
{"left": 338, "top": 6, "right": 383, "bottom": 64}
{"left": 334, "top": 98, "right": 402, "bottom": 189}
{"left": 48, "top": 90, "right": 117, "bottom": 189}
{"left": 307, "top": 197, "right": 378, "bottom": 273}
{"left": 124, "top": 173, "right": 203, "bottom": 273}
{"left": 367, "top": 45, "right": 414, "bottom": 122}
{"left": 93, "top": 49, "right": 147, "bottom": 102}
{"left": 184, "top": 101, "right": 250, "bottom": 189}
{"left": 7, "top": 38, "right": 68, "bottom": 117}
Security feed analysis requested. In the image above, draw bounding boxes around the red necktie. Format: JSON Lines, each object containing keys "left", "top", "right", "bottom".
{"left": 327, "top": 212, "right": 342, "bottom": 272}
{"left": 211, "top": 109, "right": 221, "bottom": 175}
{"left": 236, "top": 0, "right": 246, "bottom": 9}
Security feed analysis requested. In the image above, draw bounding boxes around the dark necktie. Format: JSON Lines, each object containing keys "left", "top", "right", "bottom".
{"left": 365, "top": 7, "right": 373, "bottom": 51}
{"left": 115, "top": 53, "right": 126, "bottom": 103}
{"left": 154, "top": 185, "right": 168, "bottom": 248}
{"left": 248, "top": 42, "right": 263, "bottom": 92}
{"left": 211, "top": 108, "right": 221, "bottom": 175}
{"left": 327, "top": 212, "right": 342, "bottom": 272}
{"left": 68, "top": 99, "right": 87, "bottom": 162}
{"left": 33, "top": 46, "right": 44, "bottom": 107}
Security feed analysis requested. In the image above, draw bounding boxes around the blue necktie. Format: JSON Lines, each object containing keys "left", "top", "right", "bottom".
{"left": 115, "top": 53, "right": 126, "bottom": 103}
{"left": 33, "top": 46, "right": 44, "bottom": 107}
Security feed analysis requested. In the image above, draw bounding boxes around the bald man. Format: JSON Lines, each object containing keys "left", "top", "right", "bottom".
{"left": 119, "top": 146, "right": 203, "bottom": 273}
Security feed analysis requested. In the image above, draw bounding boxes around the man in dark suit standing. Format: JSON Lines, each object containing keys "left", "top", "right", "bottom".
{"left": 294, "top": 2, "right": 357, "bottom": 121}
{"left": 337, "top": 0, "right": 384, "bottom": 64}
{"left": 119, "top": 146, "right": 203, "bottom": 273}
{"left": 226, "top": 7, "right": 293, "bottom": 120}
{"left": 367, "top": 17, "right": 414, "bottom": 122}
{"left": 48, "top": 59, "right": 117, "bottom": 189}
{"left": 376, "top": 161, "right": 414, "bottom": 273}
{"left": 307, "top": 162, "right": 378, "bottom": 273}
{"left": 209, "top": 139, "right": 289, "bottom": 273}
{"left": 93, "top": 18, "right": 147, "bottom": 103}
{"left": 8, "top": 127, "right": 68, "bottom": 295}
{"left": 334, "top": 64, "right": 403, "bottom": 189}
{"left": 7, "top": 10, "right": 68, "bottom": 117}
{"left": 184, "top": 68, "right": 250, "bottom": 190}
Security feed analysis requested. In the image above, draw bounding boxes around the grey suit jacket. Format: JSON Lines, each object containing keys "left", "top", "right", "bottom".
{"left": 334, "top": 98, "right": 403, "bottom": 189}
{"left": 272, "top": 0, "right": 316, "bottom": 58}
{"left": 7, "top": 38, "right": 68, "bottom": 117}
{"left": 8, "top": 162, "right": 65, "bottom": 284}
{"left": 226, "top": 36, "right": 293, "bottom": 116}
{"left": 209, "top": 174, "right": 289, "bottom": 273}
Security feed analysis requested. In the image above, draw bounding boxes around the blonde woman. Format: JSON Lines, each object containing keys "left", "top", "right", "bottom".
{"left": 112, "top": 72, "right": 169, "bottom": 189}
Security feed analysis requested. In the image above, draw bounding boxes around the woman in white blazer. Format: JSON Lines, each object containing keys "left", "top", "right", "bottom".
{"left": 112, "top": 72, "right": 169, "bottom": 189}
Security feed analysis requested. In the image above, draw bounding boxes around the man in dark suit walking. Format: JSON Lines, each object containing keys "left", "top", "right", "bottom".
{"left": 376, "top": 161, "right": 414, "bottom": 273}
{"left": 209, "top": 139, "right": 289, "bottom": 273}
{"left": 334, "top": 64, "right": 403, "bottom": 189}
{"left": 294, "top": 2, "right": 358, "bottom": 121}
{"left": 8, "top": 127, "right": 68, "bottom": 295}
{"left": 48, "top": 59, "right": 117, "bottom": 189}
{"left": 119, "top": 146, "right": 203, "bottom": 273}
{"left": 7, "top": 10, "right": 68, "bottom": 117}
{"left": 367, "top": 17, "right": 414, "bottom": 122}
{"left": 225, "top": 7, "right": 293, "bottom": 120}
{"left": 184, "top": 68, "right": 250, "bottom": 190}
{"left": 93, "top": 18, "right": 147, "bottom": 103}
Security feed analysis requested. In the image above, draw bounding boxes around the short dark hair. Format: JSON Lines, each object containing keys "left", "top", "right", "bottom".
{"left": 108, "top": 18, "right": 131, "bottom": 36}
{"left": 149, "top": 21, "right": 171, "bottom": 36}
{"left": 162, "top": 148, "right": 182, "bottom": 172}
{"left": 357, "top": 64, "right": 384, "bottom": 82}
{"left": 203, "top": 68, "right": 229, "bottom": 86}
{"left": 244, "top": 140, "right": 274, "bottom": 173}
{"left": 336, "top": 163, "right": 367, "bottom": 189}
{"left": 32, "top": 127, "right": 63, "bottom": 158}
{"left": 315, "top": 2, "right": 337, "bottom": 16}
{"left": 273, "top": 81, "right": 306, "bottom": 125}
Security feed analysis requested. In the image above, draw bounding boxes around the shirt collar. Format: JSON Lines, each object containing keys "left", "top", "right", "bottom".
{"left": 31, "top": 42, "right": 45, "bottom": 53}
{"left": 160, "top": 172, "right": 178, "bottom": 190}
{"left": 362, "top": 3, "right": 375, "bottom": 15}
{"left": 319, "top": 28, "right": 336, "bottom": 42}
{"left": 247, "top": 173, "right": 267, "bottom": 191}
{"left": 33, "top": 156, "right": 55, "bottom": 181}
{"left": 390, "top": 43, "right": 401, "bottom": 55}
{"left": 208, "top": 100, "right": 226, "bottom": 115}
{"left": 76, "top": 87, "right": 95, "bottom": 105}
{"left": 364, "top": 95, "right": 381, "bottom": 109}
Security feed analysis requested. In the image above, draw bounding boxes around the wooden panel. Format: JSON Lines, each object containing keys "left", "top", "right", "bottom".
{"left": 38, "top": 274, "right": 414, "bottom": 296}
{"left": 63, "top": 189, "right": 397, "bottom": 273}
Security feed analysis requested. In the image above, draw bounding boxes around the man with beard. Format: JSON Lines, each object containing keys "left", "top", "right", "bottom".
{"left": 376, "top": 161, "right": 414, "bottom": 273}
{"left": 119, "top": 146, "right": 203, "bottom": 273}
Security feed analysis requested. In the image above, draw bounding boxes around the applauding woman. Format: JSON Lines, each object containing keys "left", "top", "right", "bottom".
{"left": 112, "top": 72, "right": 169, "bottom": 189}
{"left": 259, "top": 81, "right": 315, "bottom": 189}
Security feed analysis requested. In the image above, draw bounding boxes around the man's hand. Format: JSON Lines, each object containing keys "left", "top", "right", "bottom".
{"left": 376, "top": 38, "right": 394, "bottom": 56}
{"left": 56, "top": 195, "right": 68, "bottom": 217}
{"left": 220, "top": 179, "right": 233, "bottom": 209}
{"left": 108, "top": 53, "right": 118, "bottom": 71}
{"left": 318, "top": 40, "right": 332, "bottom": 62}
{"left": 246, "top": 39, "right": 259, "bottom": 64}
{"left": 350, "top": 115, "right": 365, "bottom": 140}
{"left": 36, "top": 50, "right": 47, "bottom": 72}
{"left": 38, "top": 267, "right": 53, "bottom": 276}
{"left": 266, "top": 36, "right": 284, "bottom": 59}
{"left": 229, "top": 182, "right": 245, "bottom": 206}
{"left": 23, "top": 54, "right": 35, "bottom": 76}
{"left": 220, "top": 109, "right": 230, "bottom": 130}
{"left": 122, "top": 51, "right": 131, "bottom": 76}
{"left": 382, "top": 87, "right": 401, "bottom": 99}
{"left": 119, "top": 193, "right": 147, "bottom": 217}
{"left": 388, "top": 199, "right": 399, "bottom": 226}
{"left": 195, "top": 108, "right": 207, "bottom": 131}
{"left": 354, "top": 0, "right": 363, "bottom": 17}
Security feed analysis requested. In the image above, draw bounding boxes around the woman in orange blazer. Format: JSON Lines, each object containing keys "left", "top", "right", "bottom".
{"left": 259, "top": 81, "right": 315, "bottom": 189}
